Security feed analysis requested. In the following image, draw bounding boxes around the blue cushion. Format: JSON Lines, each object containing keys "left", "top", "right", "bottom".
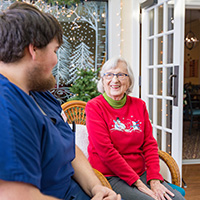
{"left": 168, "top": 183, "right": 185, "bottom": 197}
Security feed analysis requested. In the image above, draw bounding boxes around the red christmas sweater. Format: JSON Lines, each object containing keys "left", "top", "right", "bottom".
{"left": 86, "top": 95, "right": 163, "bottom": 186}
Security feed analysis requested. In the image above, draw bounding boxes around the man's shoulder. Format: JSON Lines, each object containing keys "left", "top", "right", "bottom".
{"left": 31, "top": 91, "right": 58, "bottom": 104}
{"left": 0, "top": 75, "right": 29, "bottom": 109}
{"left": 0, "top": 79, "right": 44, "bottom": 137}
{"left": 31, "top": 91, "right": 62, "bottom": 113}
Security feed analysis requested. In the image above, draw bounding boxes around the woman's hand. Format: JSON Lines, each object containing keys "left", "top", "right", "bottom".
{"left": 91, "top": 185, "right": 121, "bottom": 200}
{"left": 134, "top": 179, "right": 158, "bottom": 200}
{"left": 150, "top": 180, "right": 174, "bottom": 200}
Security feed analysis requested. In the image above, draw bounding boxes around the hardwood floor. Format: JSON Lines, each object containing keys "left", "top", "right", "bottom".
{"left": 182, "top": 164, "right": 200, "bottom": 199}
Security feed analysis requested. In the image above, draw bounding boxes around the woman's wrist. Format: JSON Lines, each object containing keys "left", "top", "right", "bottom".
{"left": 132, "top": 179, "right": 142, "bottom": 187}
{"left": 149, "top": 179, "right": 161, "bottom": 187}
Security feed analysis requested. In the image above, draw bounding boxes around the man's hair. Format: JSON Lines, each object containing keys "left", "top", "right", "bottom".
{"left": 0, "top": 2, "right": 63, "bottom": 63}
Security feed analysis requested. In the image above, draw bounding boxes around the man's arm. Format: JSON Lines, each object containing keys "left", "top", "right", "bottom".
{"left": 0, "top": 180, "right": 61, "bottom": 200}
{"left": 71, "top": 145, "right": 121, "bottom": 200}
{"left": 71, "top": 145, "right": 102, "bottom": 196}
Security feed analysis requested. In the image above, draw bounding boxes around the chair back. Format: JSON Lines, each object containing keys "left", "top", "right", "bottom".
{"left": 61, "top": 100, "right": 112, "bottom": 189}
{"left": 61, "top": 100, "right": 88, "bottom": 157}
{"left": 185, "top": 88, "right": 200, "bottom": 115}
{"left": 61, "top": 100, "right": 86, "bottom": 125}
{"left": 185, "top": 88, "right": 193, "bottom": 114}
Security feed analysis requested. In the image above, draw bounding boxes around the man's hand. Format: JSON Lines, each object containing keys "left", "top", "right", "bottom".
{"left": 91, "top": 185, "right": 121, "bottom": 200}
{"left": 150, "top": 179, "right": 174, "bottom": 200}
{"left": 134, "top": 179, "right": 158, "bottom": 200}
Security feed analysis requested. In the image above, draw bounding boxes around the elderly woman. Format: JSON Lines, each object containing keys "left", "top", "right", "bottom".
{"left": 85, "top": 57, "right": 185, "bottom": 200}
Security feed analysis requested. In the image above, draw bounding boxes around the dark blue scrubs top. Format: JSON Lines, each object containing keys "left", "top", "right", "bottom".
{"left": 0, "top": 74, "right": 84, "bottom": 199}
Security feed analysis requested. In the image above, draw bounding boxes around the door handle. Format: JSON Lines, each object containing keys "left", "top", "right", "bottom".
{"left": 169, "top": 66, "right": 179, "bottom": 106}
{"left": 169, "top": 74, "right": 177, "bottom": 98}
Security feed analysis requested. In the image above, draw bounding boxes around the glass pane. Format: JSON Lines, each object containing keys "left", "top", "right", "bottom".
{"left": 166, "top": 132, "right": 172, "bottom": 155}
{"left": 167, "top": 34, "right": 173, "bottom": 64}
{"left": 166, "top": 100, "right": 172, "bottom": 129}
{"left": 149, "top": 39, "right": 154, "bottom": 65}
{"left": 157, "top": 129, "right": 162, "bottom": 149}
{"left": 149, "top": 69, "right": 153, "bottom": 94}
{"left": 149, "top": 98, "right": 153, "bottom": 123}
{"left": 149, "top": 9, "right": 154, "bottom": 36}
{"left": 157, "top": 99, "right": 162, "bottom": 126}
{"left": 157, "top": 68, "right": 163, "bottom": 95}
{"left": 167, "top": 1, "right": 174, "bottom": 31}
{"left": 158, "top": 5, "right": 163, "bottom": 33}
{"left": 158, "top": 36, "right": 163, "bottom": 64}
{"left": 166, "top": 67, "right": 173, "bottom": 96}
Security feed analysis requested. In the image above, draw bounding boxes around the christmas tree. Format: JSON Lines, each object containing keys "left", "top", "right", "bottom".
{"left": 68, "top": 68, "right": 101, "bottom": 102}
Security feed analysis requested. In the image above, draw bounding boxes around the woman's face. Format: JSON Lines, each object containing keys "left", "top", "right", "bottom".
{"left": 103, "top": 61, "right": 130, "bottom": 101}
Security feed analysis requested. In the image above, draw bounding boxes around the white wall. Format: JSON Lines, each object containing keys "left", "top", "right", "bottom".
{"left": 120, "top": 0, "right": 140, "bottom": 97}
{"left": 108, "top": 0, "right": 121, "bottom": 58}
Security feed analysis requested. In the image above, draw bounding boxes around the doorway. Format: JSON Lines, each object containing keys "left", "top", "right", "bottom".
{"left": 183, "top": 8, "right": 200, "bottom": 164}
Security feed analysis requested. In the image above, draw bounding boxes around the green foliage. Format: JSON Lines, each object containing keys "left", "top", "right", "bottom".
{"left": 68, "top": 68, "right": 101, "bottom": 102}
{"left": 46, "top": 0, "right": 81, "bottom": 6}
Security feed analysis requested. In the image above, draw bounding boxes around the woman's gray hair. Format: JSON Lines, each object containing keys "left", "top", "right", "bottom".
{"left": 97, "top": 56, "right": 134, "bottom": 94}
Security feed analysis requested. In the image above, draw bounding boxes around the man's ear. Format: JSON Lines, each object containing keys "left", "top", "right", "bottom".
{"left": 28, "top": 44, "right": 37, "bottom": 60}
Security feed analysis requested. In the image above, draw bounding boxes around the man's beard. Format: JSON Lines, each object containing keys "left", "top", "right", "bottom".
{"left": 27, "top": 66, "right": 56, "bottom": 92}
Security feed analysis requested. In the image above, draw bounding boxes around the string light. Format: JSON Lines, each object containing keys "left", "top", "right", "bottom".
{"left": 0, "top": 0, "right": 107, "bottom": 71}
{"left": 119, "top": 0, "right": 122, "bottom": 55}
{"left": 101, "top": 13, "right": 105, "bottom": 18}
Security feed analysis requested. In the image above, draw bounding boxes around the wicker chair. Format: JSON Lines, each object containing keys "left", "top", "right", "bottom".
{"left": 61, "top": 100, "right": 181, "bottom": 187}
{"left": 61, "top": 100, "right": 111, "bottom": 189}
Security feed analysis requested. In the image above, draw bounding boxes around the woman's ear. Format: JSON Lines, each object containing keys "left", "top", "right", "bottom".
{"left": 129, "top": 78, "right": 132, "bottom": 87}
{"left": 28, "top": 44, "right": 36, "bottom": 60}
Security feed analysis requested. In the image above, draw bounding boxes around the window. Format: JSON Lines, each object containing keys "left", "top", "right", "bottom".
{"left": 47, "top": 1, "right": 108, "bottom": 103}
{"left": 0, "top": 0, "right": 108, "bottom": 103}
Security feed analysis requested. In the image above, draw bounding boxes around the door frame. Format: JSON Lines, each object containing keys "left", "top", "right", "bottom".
{"left": 140, "top": 0, "right": 185, "bottom": 178}
{"left": 183, "top": 0, "right": 200, "bottom": 164}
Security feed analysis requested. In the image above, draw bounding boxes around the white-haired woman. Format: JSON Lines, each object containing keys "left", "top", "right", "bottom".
{"left": 85, "top": 56, "right": 185, "bottom": 200}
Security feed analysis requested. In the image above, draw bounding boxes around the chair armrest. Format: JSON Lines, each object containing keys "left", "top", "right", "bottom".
{"left": 158, "top": 150, "right": 180, "bottom": 186}
{"left": 94, "top": 150, "right": 180, "bottom": 188}
{"left": 93, "top": 168, "right": 112, "bottom": 189}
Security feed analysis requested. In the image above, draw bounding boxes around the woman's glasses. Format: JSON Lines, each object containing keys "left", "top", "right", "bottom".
{"left": 103, "top": 72, "right": 129, "bottom": 80}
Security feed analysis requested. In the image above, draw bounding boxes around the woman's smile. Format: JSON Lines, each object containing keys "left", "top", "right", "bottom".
{"left": 103, "top": 61, "right": 130, "bottom": 101}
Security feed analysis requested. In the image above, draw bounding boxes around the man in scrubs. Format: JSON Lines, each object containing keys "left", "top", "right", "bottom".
{"left": 0, "top": 2, "right": 121, "bottom": 200}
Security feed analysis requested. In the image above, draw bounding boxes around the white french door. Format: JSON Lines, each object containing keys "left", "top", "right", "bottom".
{"left": 141, "top": 0, "right": 185, "bottom": 173}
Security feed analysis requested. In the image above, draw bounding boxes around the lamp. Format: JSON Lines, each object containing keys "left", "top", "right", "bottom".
{"left": 185, "top": 10, "right": 199, "bottom": 50}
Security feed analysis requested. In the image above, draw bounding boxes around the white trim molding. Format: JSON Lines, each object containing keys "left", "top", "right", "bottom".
{"left": 183, "top": 159, "right": 200, "bottom": 165}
